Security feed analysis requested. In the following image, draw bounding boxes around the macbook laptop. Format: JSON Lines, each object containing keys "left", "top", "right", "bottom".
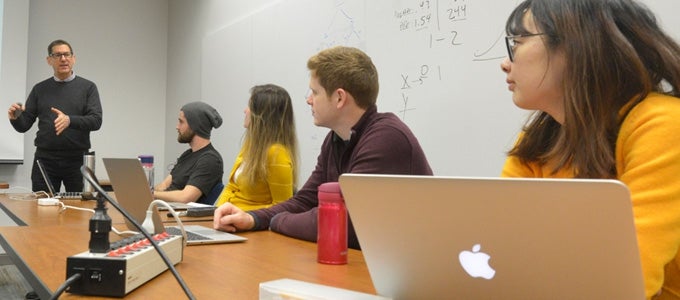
{"left": 36, "top": 159, "right": 88, "bottom": 200}
{"left": 103, "top": 158, "right": 246, "bottom": 245}
{"left": 339, "top": 174, "right": 645, "bottom": 300}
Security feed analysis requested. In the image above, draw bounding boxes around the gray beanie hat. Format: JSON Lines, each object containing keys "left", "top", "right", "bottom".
{"left": 181, "top": 101, "right": 223, "bottom": 139}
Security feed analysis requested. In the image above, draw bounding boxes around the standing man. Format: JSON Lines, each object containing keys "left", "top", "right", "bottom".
{"left": 8, "top": 39, "right": 102, "bottom": 193}
{"left": 153, "top": 101, "right": 224, "bottom": 204}
{"left": 213, "top": 46, "right": 433, "bottom": 249}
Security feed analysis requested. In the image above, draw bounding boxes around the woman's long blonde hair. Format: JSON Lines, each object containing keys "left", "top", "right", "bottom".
{"left": 241, "top": 84, "right": 299, "bottom": 187}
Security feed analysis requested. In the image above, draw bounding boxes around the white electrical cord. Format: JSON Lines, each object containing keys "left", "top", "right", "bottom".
{"left": 141, "top": 210, "right": 155, "bottom": 234}
{"left": 58, "top": 201, "right": 93, "bottom": 213}
{"left": 33, "top": 194, "right": 189, "bottom": 242}
{"left": 146, "top": 199, "right": 189, "bottom": 248}
{"left": 111, "top": 227, "right": 139, "bottom": 236}
{"left": 57, "top": 202, "right": 139, "bottom": 236}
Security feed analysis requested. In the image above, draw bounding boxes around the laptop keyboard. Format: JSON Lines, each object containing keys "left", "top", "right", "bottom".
{"left": 165, "top": 226, "right": 209, "bottom": 241}
{"left": 56, "top": 191, "right": 83, "bottom": 200}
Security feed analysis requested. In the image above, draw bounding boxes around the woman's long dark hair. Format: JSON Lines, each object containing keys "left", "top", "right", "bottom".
{"left": 507, "top": 0, "right": 680, "bottom": 178}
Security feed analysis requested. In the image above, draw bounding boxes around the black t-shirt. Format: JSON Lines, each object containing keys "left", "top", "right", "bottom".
{"left": 168, "top": 143, "right": 223, "bottom": 196}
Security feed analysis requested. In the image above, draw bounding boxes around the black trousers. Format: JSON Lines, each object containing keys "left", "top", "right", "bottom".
{"left": 31, "top": 155, "right": 84, "bottom": 193}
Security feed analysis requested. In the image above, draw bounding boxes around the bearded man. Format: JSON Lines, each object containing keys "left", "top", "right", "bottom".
{"left": 153, "top": 101, "right": 224, "bottom": 204}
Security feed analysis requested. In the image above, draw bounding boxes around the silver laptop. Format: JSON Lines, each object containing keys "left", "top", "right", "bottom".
{"left": 157, "top": 201, "right": 211, "bottom": 211}
{"left": 339, "top": 174, "right": 645, "bottom": 300}
{"left": 35, "top": 159, "right": 85, "bottom": 200}
{"left": 103, "top": 158, "right": 246, "bottom": 245}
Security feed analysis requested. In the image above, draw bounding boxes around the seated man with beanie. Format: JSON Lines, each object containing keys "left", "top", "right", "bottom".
{"left": 153, "top": 101, "right": 224, "bottom": 204}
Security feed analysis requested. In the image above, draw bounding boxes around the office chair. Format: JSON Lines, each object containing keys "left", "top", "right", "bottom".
{"left": 197, "top": 182, "right": 224, "bottom": 205}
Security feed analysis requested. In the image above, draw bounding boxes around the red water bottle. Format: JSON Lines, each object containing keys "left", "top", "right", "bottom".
{"left": 317, "top": 182, "right": 348, "bottom": 264}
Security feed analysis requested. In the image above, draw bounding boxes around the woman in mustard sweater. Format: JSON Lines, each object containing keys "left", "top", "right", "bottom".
{"left": 500, "top": 0, "right": 680, "bottom": 299}
{"left": 215, "top": 84, "right": 299, "bottom": 210}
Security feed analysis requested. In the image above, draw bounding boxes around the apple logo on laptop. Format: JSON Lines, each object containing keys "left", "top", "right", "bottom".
{"left": 458, "top": 244, "right": 496, "bottom": 279}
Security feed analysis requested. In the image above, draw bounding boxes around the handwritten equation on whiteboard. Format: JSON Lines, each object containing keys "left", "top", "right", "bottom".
{"left": 398, "top": 64, "right": 442, "bottom": 120}
{"left": 394, "top": 0, "right": 467, "bottom": 48}
{"left": 390, "top": 0, "right": 468, "bottom": 119}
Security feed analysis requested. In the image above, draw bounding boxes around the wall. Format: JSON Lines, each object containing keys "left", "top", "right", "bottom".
{"left": 0, "top": 0, "right": 168, "bottom": 191}
{"left": 199, "top": 0, "right": 522, "bottom": 179}
{"left": 164, "top": 0, "right": 280, "bottom": 179}
{"left": 0, "top": 0, "right": 29, "bottom": 164}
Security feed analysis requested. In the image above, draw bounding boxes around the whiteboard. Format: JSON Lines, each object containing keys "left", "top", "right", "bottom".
{"left": 201, "top": 0, "right": 679, "bottom": 179}
{"left": 202, "top": 0, "right": 367, "bottom": 180}
{"left": 364, "top": 0, "right": 524, "bottom": 176}
{"left": 0, "top": 0, "right": 28, "bottom": 164}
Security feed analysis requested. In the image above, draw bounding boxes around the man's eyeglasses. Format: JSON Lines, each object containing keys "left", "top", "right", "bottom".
{"left": 49, "top": 52, "right": 73, "bottom": 59}
{"left": 504, "top": 33, "right": 545, "bottom": 62}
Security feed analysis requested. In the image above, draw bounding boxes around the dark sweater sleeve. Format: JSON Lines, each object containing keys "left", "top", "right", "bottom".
{"left": 10, "top": 87, "right": 39, "bottom": 133}
{"left": 68, "top": 80, "right": 102, "bottom": 131}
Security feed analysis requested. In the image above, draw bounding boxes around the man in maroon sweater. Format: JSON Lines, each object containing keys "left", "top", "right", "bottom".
{"left": 213, "top": 46, "right": 432, "bottom": 249}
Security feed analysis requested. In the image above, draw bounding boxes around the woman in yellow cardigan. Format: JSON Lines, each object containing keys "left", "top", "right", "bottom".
{"left": 215, "top": 84, "right": 299, "bottom": 211}
{"left": 500, "top": 1, "right": 680, "bottom": 299}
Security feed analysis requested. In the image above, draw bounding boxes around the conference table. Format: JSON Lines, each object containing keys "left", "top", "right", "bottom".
{"left": 0, "top": 194, "right": 376, "bottom": 299}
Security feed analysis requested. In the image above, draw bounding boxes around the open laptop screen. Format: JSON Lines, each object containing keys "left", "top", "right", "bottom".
{"left": 339, "top": 174, "right": 644, "bottom": 299}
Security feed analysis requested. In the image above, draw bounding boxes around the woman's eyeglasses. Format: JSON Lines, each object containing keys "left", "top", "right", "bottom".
{"left": 504, "top": 33, "right": 546, "bottom": 62}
